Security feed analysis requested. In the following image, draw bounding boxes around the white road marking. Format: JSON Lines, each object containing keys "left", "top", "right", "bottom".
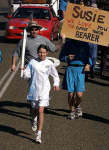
{"left": 0, "top": 68, "right": 11, "bottom": 88}
{"left": 0, "top": 61, "right": 20, "bottom": 99}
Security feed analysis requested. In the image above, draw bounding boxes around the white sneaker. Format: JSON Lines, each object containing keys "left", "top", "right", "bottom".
{"left": 31, "top": 117, "right": 37, "bottom": 132}
{"left": 75, "top": 106, "right": 83, "bottom": 118}
{"left": 36, "top": 133, "right": 42, "bottom": 144}
{"left": 67, "top": 111, "right": 75, "bottom": 120}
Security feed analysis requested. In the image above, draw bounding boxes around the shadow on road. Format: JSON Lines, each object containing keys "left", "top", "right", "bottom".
{"left": 0, "top": 100, "right": 37, "bottom": 143}
{"left": 0, "top": 22, "right": 7, "bottom": 30}
{"left": 45, "top": 107, "right": 68, "bottom": 118}
{"left": 0, "top": 11, "right": 8, "bottom": 17}
{"left": 0, "top": 36, "right": 19, "bottom": 43}
{"left": 83, "top": 113, "right": 109, "bottom": 125}
{"left": 0, "top": 101, "right": 30, "bottom": 120}
{"left": 87, "top": 78, "right": 109, "bottom": 86}
{"left": 45, "top": 107, "right": 109, "bottom": 125}
{"left": 1, "top": 101, "right": 109, "bottom": 125}
{"left": 99, "top": 75, "right": 109, "bottom": 81}
{"left": 0, "top": 100, "right": 29, "bottom": 108}
{"left": 0, "top": 124, "right": 36, "bottom": 143}
{"left": 0, "top": 36, "right": 6, "bottom": 43}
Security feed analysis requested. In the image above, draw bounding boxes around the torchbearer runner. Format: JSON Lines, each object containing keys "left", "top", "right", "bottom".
{"left": 22, "top": 44, "right": 60, "bottom": 143}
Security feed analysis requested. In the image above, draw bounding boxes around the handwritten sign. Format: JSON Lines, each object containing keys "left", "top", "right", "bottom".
{"left": 61, "top": 3, "right": 109, "bottom": 46}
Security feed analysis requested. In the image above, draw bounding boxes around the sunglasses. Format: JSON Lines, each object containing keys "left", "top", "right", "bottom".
{"left": 30, "top": 28, "right": 40, "bottom": 31}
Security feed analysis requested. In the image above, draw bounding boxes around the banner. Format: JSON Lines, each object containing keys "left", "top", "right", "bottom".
{"left": 61, "top": 3, "right": 109, "bottom": 46}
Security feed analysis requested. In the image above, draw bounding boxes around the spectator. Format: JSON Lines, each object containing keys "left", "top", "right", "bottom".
{"left": 11, "top": 21, "right": 57, "bottom": 72}
{"left": 60, "top": 0, "right": 68, "bottom": 19}
{"left": 89, "top": 43, "right": 98, "bottom": 79}
{"left": 59, "top": 38, "right": 91, "bottom": 119}
{"left": 60, "top": 0, "right": 97, "bottom": 18}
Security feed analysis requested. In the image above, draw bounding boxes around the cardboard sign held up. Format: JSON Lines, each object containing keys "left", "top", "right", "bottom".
{"left": 61, "top": 3, "right": 109, "bottom": 46}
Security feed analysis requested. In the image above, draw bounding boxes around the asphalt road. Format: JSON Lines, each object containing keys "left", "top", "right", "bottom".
{"left": 0, "top": 1, "right": 109, "bottom": 150}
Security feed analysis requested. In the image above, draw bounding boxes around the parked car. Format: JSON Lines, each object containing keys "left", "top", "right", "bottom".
{"left": 8, "top": 0, "right": 59, "bottom": 16}
{"left": 5, "top": 4, "right": 60, "bottom": 40}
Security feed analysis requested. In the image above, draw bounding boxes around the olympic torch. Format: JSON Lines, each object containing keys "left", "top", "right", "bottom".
{"left": 20, "top": 28, "right": 27, "bottom": 78}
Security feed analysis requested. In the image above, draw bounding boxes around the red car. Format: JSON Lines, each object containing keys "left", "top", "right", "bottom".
{"left": 5, "top": 4, "right": 60, "bottom": 40}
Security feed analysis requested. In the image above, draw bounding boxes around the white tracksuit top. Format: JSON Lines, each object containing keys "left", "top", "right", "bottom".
{"left": 23, "top": 58, "right": 60, "bottom": 101}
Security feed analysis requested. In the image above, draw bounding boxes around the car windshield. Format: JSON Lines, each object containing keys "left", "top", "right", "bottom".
{"left": 12, "top": 0, "right": 22, "bottom": 4}
{"left": 12, "top": 7, "right": 51, "bottom": 20}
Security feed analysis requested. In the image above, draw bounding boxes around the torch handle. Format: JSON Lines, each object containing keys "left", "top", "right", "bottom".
{"left": 21, "top": 29, "right": 27, "bottom": 78}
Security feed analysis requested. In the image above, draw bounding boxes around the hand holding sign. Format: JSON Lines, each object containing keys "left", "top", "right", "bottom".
{"left": 61, "top": 2, "right": 109, "bottom": 46}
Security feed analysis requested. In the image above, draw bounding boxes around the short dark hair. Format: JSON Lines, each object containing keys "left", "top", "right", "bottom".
{"left": 37, "top": 44, "right": 50, "bottom": 53}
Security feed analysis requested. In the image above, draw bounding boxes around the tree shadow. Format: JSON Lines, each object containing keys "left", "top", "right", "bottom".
{"left": 0, "top": 12, "right": 8, "bottom": 17}
{"left": 0, "top": 8, "right": 8, "bottom": 13}
{"left": 0, "top": 100, "right": 37, "bottom": 143}
{"left": 45, "top": 107, "right": 69, "bottom": 118}
{"left": 45, "top": 107, "right": 109, "bottom": 125}
{"left": 0, "top": 22, "right": 7, "bottom": 30}
{"left": 0, "top": 124, "right": 36, "bottom": 143}
{"left": 0, "top": 100, "right": 29, "bottom": 108}
{"left": 0, "top": 101, "right": 30, "bottom": 120}
{"left": 86, "top": 78, "right": 109, "bottom": 86}
{"left": 0, "top": 35, "right": 19, "bottom": 44}
{"left": 100, "top": 75, "right": 109, "bottom": 81}
{"left": 0, "top": 36, "right": 6, "bottom": 43}
{"left": 83, "top": 113, "right": 109, "bottom": 124}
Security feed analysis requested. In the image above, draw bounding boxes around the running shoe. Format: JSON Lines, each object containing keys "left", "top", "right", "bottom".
{"left": 67, "top": 111, "right": 75, "bottom": 120}
{"left": 75, "top": 106, "right": 83, "bottom": 118}
{"left": 31, "top": 117, "right": 37, "bottom": 132}
{"left": 36, "top": 133, "right": 42, "bottom": 144}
